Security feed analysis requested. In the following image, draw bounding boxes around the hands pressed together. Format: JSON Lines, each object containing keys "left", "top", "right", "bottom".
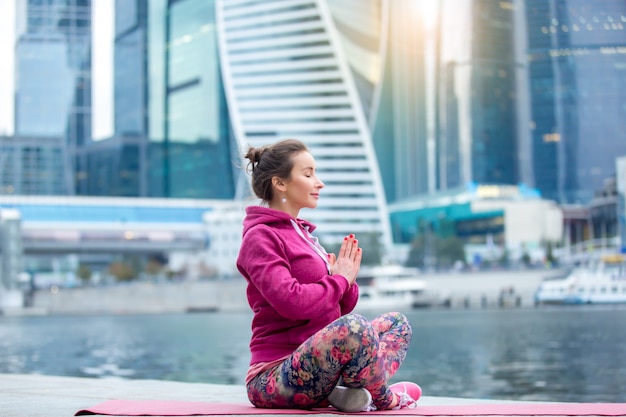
{"left": 328, "top": 234, "right": 362, "bottom": 285}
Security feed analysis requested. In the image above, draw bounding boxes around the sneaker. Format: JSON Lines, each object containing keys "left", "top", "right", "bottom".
{"left": 327, "top": 385, "right": 374, "bottom": 413}
{"left": 389, "top": 382, "right": 422, "bottom": 409}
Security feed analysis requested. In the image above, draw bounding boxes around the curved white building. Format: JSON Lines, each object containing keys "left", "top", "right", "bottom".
{"left": 216, "top": 0, "right": 392, "bottom": 249}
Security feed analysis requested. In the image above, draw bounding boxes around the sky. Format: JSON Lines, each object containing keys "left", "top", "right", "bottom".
{"left": 0, "top": 0, "right": 15, "bottom": 136}
{"left": 0, "top": 0, "right": 114, "bottom": 139}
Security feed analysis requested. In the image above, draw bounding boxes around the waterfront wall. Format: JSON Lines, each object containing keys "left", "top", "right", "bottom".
{"left": 419, "top": 268, "right": 565, "bottom": 308}
{"left": 32, "top": 280, "right": 249, "bottom": 315}
{"left": 28, "top": 268, "right": 562, "bottom": 315}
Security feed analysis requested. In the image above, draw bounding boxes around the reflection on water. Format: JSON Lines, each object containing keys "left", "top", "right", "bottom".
{"left": 1, "top": 307, "right": 626, "bottom": 402}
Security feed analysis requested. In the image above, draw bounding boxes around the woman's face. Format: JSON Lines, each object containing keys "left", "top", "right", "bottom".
{"left": 282, "top": 151, "right": 325, "bottom": 214}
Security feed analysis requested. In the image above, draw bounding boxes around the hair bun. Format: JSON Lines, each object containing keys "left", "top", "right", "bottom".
{"left": 244, "top": 146, "right": 265, "bottom": 172}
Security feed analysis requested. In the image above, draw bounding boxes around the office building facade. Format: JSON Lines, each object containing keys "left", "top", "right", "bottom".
{"left": 215, "top": 0, "right": 392, "bottom": 247}
{"left": 148, "top": 0, "right": 238, "bottom": 200}
{"left": 526, "top": 0, "right": 626, "bottom": 204}
{"left": 13, "top": 0, "right": 92, "bottom": 195}
{"left": 0, "top": 135, "right": 67, "bottom": 195}
{"left": 81, "top": 0, "right": 149, "bottom": 198}
{"left": 435, "top": 0, "right": 529, "bottom": 191}
{"left": 370, "top": 0, "right": 430, "bottom": 203}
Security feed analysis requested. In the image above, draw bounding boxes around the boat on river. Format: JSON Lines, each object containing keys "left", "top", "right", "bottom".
{"left": 355, "top": 265, "right": 439, "bottom": 311}
{"left": 534, "top": 254, "right": 626, "bottom": 305}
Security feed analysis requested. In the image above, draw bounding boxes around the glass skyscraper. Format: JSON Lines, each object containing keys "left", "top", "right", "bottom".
{"left": 13, "top": 0, "right": 92, "bottom": 195}
{"left": 216, "top": 0, "right": 393, "bottom": 247}
{"left": 148, "top": 0, "right": 236, "bottom": 200}
{"left": 435, "top": 0, "right": 527, "bottom": 191}
{"left": 0, "top": 135, "right": 67, "bottom": 195}
{"left": 526, "top": 0, "right": 626, "bottom": 204}
{"left": 81, "top": 0, "right": 149, "bottom": 197}
{"left": 114, "top": 0, "right": 148, "bottom": 138}
{"left": 370, "top": 0, "right": 430, "bottom": 202}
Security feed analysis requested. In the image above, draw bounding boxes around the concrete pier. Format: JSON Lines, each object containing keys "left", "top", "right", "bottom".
{"left": 0, "top": 373, "right": 605, "bottom": 417}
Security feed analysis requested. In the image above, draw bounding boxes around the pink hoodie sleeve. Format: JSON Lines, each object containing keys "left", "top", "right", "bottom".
{"left": 340, "top": 283, "right": 359, "bottom": 314}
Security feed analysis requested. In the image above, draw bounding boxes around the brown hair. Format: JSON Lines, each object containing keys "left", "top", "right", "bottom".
{"left": 244, "top": 139, "right": 309, "bottom": 203}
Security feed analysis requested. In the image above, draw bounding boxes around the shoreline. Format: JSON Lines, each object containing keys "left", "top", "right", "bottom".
{"left": 4, "top": 268, "right": 564, "bottom": 316}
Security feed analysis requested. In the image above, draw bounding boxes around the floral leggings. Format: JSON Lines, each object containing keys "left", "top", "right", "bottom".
{"left": 247, "top": 312, "right": 412, "bottom": 410}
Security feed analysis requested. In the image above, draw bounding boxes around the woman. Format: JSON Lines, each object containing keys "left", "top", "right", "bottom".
{"left": 236, "top": 139, "right": 421, "bottom": 412}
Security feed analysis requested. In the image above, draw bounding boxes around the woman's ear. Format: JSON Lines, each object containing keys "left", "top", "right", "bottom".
{"left": 272, "top": 176, "right": 286, "bottom": 192}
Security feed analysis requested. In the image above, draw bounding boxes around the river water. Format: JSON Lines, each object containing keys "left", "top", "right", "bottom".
{"left": 2, "top": 306, "right": 626, "bottom": 403}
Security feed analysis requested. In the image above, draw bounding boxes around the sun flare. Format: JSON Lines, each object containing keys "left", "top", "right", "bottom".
{"left": 414, "top": 0, "right": 440, "bottom": 31}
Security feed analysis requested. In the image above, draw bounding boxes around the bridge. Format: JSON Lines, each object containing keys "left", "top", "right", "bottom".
{"left": 0, "top": 196, "right": 237, "bottom": 310}
{"left": 0, "top": 196, "right": 232, "bottom": 254}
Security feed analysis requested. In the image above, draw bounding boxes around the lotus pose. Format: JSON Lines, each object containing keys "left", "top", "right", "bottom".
{"left": 236, "top": 139, "right": 421, "bottom": 412}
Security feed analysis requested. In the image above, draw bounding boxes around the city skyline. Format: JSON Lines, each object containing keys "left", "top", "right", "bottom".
{"left": 0, "top": 0, "right": 622, "bottom": 282}
{"left": 1, "top": 0, "right": 624, "bottom": 207}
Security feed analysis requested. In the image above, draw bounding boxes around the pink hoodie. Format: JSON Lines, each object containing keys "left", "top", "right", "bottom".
{"left": 236, "top": 206, "right": 359, "bottom": 365}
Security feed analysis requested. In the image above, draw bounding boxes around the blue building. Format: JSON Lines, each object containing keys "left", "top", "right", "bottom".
{"left": 0, "top": 135, "right": 67, "bottom": 195}
{"left": 434, "top": 0, "right": 528, "bottom": 191}
{"left": 80, "top": 0, "right": 149, "bottom": 197}
{"left": 147, "top": 0, "right": 237, "bottom": 200}
{"left": 13, "top": 0, "right": 92, "bottom": 195}
{"left": 114, "top": 0, "right": 148, "bottom": 138}
{"left": 526, "top": 0, "right": 626, "bottom": 204}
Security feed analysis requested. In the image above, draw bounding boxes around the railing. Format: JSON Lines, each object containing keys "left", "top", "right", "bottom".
{"left": 558, "top": 237, "right": 622, "bottom": 264}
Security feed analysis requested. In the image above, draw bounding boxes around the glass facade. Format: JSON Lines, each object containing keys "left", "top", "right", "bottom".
{"left": 13, "top": 0, "right": 92, "bottom": 195}
{"left": 82, "top": 136, "right": 144, "bottom": 197}
{"left": 436, "top": 0, "right": 523, "bottom": 190}
{"left": 114, "top": 0, "right": 148, "bottom": 137}
{"left": 526, "top": 0, "right": 626, "bottom": 204}
{"left": 148, "top": 0, "right": 235, "bottom": 199}
{"left": 371, "top": 0, "right": 430, "bottom": 203}
{"left": 326, "top": 0, "right": 431, "bottom": 204}
{"left": 0, "top": 136, "right": 67, "bottom": 195}
{"left": 79, "top": 0, "right": 149, "bottom": 198}
{"left": 327, "top": 0, "right": 382, "bottom": 119}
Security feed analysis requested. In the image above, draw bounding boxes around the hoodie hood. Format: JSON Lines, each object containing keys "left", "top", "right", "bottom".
{"left": 242, "top": 206, "right": 316, "bottom": 238}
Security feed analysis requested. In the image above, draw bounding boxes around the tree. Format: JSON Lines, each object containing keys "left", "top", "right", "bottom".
{"left": 76, "top": 264, "right": 92, "bottom": 284}
{"left": 358, "top": 232, "right": 384, "bottom": 266}
{"left": 145, "top": 253, "right": 168, "bottom": 276}
{"left": 436, "top": 236, "right": 465, "bottom": 268}
{"left": 406, "top": 233, "right": 465, "bottom": 270}
{"left": 109, "top": 262, "right": 137, "bottom": 282}
{"left": 544, "top": 240, "right": 557, "bottom": 266}
{"left": 320, "top": 232, "right": 384, "bottom": 266}
{"left": 405, "top": 236, "right": 426, "bottom": 269}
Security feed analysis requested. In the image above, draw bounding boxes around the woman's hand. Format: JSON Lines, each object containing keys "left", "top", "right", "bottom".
{"left": 329, "top": 234, "right": 362, "bottom": 285}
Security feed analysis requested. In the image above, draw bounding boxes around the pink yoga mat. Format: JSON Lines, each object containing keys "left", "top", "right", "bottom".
{"left": 75, "top": 400, "right": 626, "bottom": 416}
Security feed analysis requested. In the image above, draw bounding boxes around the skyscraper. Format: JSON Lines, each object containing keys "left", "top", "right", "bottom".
{"left": 526, "top": 0, "right": 626, "bottom": 204}
{"left": 435, "top": 0, "right": 528, "bottom": 191}
{"left": 148, "top": 0, "right": 237, "bottom": 200}
{"left": 13, "top": 0, "right": 92, "bottom": 195}
{"left": 114, "top": 0, "right": 148, "bottom": 138}
{"left": 215, "top": 0, "right": 392, "bottom": 247}
{"left": 370, "top": 0, "right": 430, "bottom": 203}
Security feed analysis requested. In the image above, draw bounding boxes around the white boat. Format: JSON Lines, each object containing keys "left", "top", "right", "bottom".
{"left": 534, "top": 254, "right": 626, "bottom": 305}
{"left": 355, "top": 265, "right": 439, "bottom": 311}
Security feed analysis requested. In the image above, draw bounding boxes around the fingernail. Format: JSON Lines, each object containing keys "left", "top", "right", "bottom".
{"left": 353, "top": 239, "right": 358, "bottom": 244}
{"left": 349, "top": 234, "right": 354, "bottom": 238}
{"left": 344, "top": 237, "right": 348, "bottom": 241}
